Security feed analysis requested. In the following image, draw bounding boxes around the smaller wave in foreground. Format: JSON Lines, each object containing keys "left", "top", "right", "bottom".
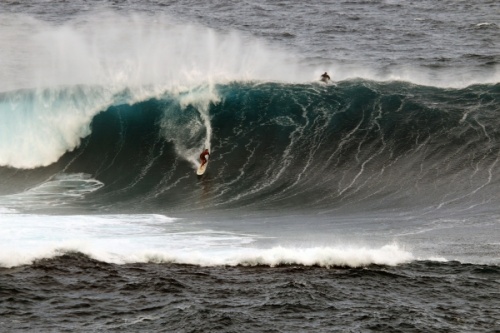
{"left": 0, "top": 243, "right": 415, "bottom": 269}
{"left": 0, "top": 211, "right": 414, "bottom": 268}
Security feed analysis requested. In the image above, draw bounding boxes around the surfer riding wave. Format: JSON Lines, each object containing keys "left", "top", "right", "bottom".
{"left": 200, "top": 149, "right": 210, "bottom": 167}
{"left": 320, "top": 72, "right": 330, "bottom": 82}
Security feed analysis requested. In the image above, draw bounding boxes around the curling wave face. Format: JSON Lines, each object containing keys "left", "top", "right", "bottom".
{"left": 1, "top": 81, "right": 499, "bottom": 217}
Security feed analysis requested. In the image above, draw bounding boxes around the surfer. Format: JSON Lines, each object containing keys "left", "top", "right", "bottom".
{"left": 320, "top": 72, "right": 331, "bottom": 82}
{"left": 200, "top": 149, "right": 210, "bottom": 167}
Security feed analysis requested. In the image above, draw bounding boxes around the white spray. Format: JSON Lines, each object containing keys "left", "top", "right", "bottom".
{"left": 1, "top": 11, "right": 498, "bottom": 169}
{"left": 0, "top": 11, "right": 304, "bottom": 169}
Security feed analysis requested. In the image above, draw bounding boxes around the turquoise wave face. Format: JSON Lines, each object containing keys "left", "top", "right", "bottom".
{"left": 1, "top": 81, "right": 499, "bottom": 214}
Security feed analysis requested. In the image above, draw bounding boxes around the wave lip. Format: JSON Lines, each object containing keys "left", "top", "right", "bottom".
{"left": 2, "top": 80, "right": 500, "bottom": 215}
{"left": 0, "top": 86, "right": 115, "bottom": 168}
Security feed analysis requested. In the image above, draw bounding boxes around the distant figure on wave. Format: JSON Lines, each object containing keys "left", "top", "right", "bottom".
{"left": 320, "top": 72, "right": 331, "bottom": 83}
{"left": 200, "top": 149, "right": 210, "bottom": 167}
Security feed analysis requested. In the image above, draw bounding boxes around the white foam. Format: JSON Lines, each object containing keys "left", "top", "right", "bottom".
{"left": 0, "top": 173, "right": 104, "bottom": 210}
{"left": 0, "top": 211, "right": 416, "bottom": 268}
{"left": 127, "top": 244, "right": 415, "bottom": 268}
{"left": 426, "top": 256, "right": 448, "bottom": 262}
{"left": 0, "top": 11, "right": 303, "bottom": 93}
{"left": 0, "top": 213, "right": 252, "bottom": 268}
{"left": 0, "top": 207, "right": 17, "bottom": 214}
{"left": 158, "top": 86, "right": 218, "bottom": 168}
{"left": 0, "top": 86, "right": 115, "bottom": 168}
{"left": 3, "top": 10, "right": 494, "bottom": 93}
{"left": 0, "top": 11, "right": 302, "bottom": 169}
{"left": 475, "top": 22, "right": 496, "bottom": 28}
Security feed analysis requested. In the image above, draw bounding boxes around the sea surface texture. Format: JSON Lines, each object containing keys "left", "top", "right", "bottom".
{"left": 1, "top": 0, "right": 499, "bottom": 332}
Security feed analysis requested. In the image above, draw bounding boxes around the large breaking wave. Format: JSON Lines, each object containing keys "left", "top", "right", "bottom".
{"left": 1, "top": 81, "right": 499, "bottom": 216}
{"left": 1, "top": 10, "right": 500, "bottom": 270}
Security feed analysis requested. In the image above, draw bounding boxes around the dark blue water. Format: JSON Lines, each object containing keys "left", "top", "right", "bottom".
{"left": 1, "top": 1, "right": 499, "bottom": 331}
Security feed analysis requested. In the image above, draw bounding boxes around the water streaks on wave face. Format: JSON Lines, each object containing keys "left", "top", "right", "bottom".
{"left": 1, "top": 81, "right": 499, "bottom": 216}
{"left": 0, "top": 8, "right": 499, "bottom": 270}
{"left": 2, "top": 80, "right": 498, "bottom": 265}
{"left": 1, "top": 3, "right": 500, "bottom": 332}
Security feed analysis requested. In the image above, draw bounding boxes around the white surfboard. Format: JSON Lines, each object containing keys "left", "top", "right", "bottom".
{"left": 196, "top": 160, "right": 208, "bottom": 175}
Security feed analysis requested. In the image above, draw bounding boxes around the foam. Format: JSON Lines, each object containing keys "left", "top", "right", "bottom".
{"left": 0, "top": 11, "right": 301, "bottom": 169}
{"left": 0, "top": 173, "right": 104, "bottom": 210}
{"left": 0, "top": 207, "right": 17, "bottom": 214}
{"left": 131, "top": 244, "right": 415, "bottom": 267}
{"left": 0, "top": 213, "right": 250, "bottom": 268}
{"left": 0, "top": 11, "right": 304, "bottom": 93}
{"left": 160, "top": 86, "right": 218, "bottom": 168}
{"left": 0, "top": 211, "right": 415, "bottom": 268}
{"left": 3, "top": 10, "right": 494, "bottom": 93}
{"left": 0, "top": 87, "right": 115, "bottom": 168}
{"left": 0, "top": 243, "right": 415, "bottom": 269}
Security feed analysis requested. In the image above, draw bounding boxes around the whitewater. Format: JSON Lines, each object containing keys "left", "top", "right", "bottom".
{"left": 1, "top": 1, "right": 499, "bottom": 332}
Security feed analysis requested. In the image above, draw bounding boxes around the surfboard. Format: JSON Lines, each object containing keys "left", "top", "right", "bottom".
{"left": 197, "top": 161, "right": 208, "bottom": 176}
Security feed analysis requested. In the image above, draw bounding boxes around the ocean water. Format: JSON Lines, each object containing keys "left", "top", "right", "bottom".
{"left": 1, "top": 0, "right": 499, "bottom": 332}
